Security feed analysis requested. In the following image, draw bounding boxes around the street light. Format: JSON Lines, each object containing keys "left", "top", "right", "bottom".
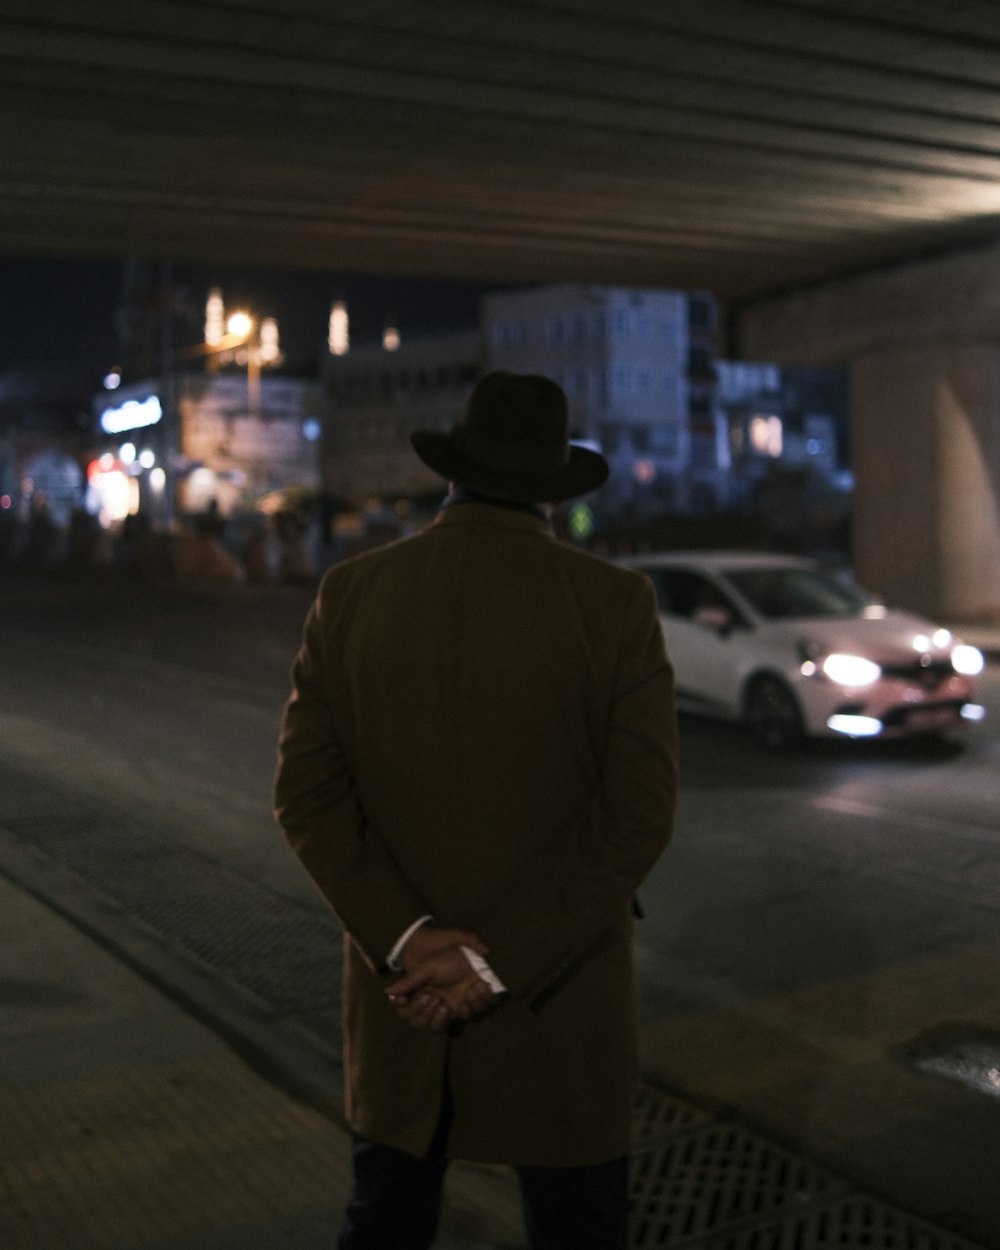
{"left": 227, "top": 311, "right": 253, "bottom": 339}
{"left": 225, "top": 311, "right": 282, "bottom": 417}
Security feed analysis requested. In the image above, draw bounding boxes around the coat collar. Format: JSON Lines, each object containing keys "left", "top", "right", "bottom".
{"left": 428, "top": 499, "right": 556, "bottom": 540}
{"left": 439, "top": 485, "right": 550, "bottom": 523}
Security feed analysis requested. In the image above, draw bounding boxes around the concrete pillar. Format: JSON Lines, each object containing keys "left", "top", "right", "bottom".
{"left": 736, "top": 239, "right": 1000, "bottom": 621}
{"left": 851, "top": 342, "right": 1000, "bottom": 620}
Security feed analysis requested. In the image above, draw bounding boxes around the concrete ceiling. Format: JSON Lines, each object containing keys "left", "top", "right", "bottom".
{"left": 5, "top": 1, "right": 1000, "bottom": 303}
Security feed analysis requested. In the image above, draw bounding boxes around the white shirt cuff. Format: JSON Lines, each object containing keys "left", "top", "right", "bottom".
{"left": 386, "top": 914, "right": 435, "bottom": 971}
{"left": 460, "top": 945, "right": 507, "bottom": 994}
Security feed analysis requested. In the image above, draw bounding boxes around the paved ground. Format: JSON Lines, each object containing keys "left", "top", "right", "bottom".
{"left": 4, "top": 754, "right": 1000, "bottom": 1250}
{"left": 2, "top": 570, "right": 999, "bottom": 1249}
{"left": 0, "top": 856, "right": 526, "bottom": 1250}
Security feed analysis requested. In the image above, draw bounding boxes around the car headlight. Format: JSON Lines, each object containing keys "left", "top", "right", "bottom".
{"left": 822, "top": 653, "right": 882, "bottom": 687}
{"left": 952, "top": 644, "right": 985, "bottom": 676}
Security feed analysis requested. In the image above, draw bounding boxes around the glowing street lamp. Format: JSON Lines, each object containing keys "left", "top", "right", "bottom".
{"left": 223, "top": 310, "right": 282, "bottom": 416}
{"left": 227, "top": 311, "right": 253, "bottom": 340}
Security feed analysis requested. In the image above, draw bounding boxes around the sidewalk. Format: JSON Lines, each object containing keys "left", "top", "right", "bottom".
{"left": 0, "top": 870, "right": 523, "bottom": 1250}
{"left": 2, "top": 729, "right": 998, "bottom": 1249}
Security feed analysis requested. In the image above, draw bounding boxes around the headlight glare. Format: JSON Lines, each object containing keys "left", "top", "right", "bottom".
{"left": 822, "top": 653, "right": 881, "bottom": 687}
{"left": 952, "top": 644, "right": 985, "bottom": 676}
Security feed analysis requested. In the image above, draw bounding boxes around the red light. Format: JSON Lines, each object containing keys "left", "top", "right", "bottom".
{"left": 0, "top": 494, "right": 11, "bottom": 509}
{"left": 87, "top": 457, "right": 122, "bottom": 482}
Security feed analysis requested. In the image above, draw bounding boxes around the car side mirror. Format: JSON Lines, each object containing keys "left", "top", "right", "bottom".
{"left": 694, "top": 605, "right": 734, "bottom": 636}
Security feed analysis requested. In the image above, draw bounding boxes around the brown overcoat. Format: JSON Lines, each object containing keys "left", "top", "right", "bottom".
{"left": 273, "top": 502, "right": 678, "bottom": 1166}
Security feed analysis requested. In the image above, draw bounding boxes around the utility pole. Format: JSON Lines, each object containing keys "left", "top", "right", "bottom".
{"left": 159, "top": 261, "right": 178, "bottom": 529}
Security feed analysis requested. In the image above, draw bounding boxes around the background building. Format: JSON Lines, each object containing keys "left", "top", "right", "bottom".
{"left": 481, "top": 284, "right": 721, "bottom": 518}
{"left": 0, "top": 366, "right": 95, "bottom": 561}
{"left": 91, "top": 371, "right": 320, "bottom": 527}
{"left": 177, "top": 372, "right": 320, "bottom": 514}
{"left": 319, "top": 330, "right": 481, "bottom": 507}
{"left": 313, "top": 284, "right": 848, "bottom": 553}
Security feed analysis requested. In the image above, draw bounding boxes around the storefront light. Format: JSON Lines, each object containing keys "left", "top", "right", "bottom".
{"left": 87, "top": 467, "right": 131, "bottom": 524}
{"left": 750, "top": 414, "right": 783, "bottom": 457}
{"left": 100, "top": 395, "right": 162, "bottom": 435}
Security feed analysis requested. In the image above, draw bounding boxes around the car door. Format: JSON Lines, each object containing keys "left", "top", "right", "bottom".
{"left": 640, "top": 566, "right": 748, "bottom": 717}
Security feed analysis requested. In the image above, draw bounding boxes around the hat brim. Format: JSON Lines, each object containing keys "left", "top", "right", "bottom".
{"left": 411, "top": 431, "right": 609, "bottom": 503}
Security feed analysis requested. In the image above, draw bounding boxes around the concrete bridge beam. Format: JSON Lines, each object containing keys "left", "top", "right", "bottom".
{"left": 735, "top": 243, "right": 1000, "bottom": 620}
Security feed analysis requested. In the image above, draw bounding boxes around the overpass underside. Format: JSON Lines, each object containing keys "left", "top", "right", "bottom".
{"left": 3, "top": 1, "right": 1000, "bottom": 615}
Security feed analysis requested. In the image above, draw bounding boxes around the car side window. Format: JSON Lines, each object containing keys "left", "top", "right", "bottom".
{"left": 642, "top": 568, "right": 747, "bottom": 628}
{"left": 665, "top": 571, "right": 721, "bottom": 619}
{"left": 639, "top": 568, "right": 699, "bottom": 616}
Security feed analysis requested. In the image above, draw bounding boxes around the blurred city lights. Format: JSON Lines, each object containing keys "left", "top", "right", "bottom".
{"left": 227, "top": 311, "right": 253, "bottom": 339}
{"left": 328, "top": 300, "right": 349, "bottom": 356}
{"left": 750, "top": 414, "right": 783, "bottom": 457}
{"left": 258, "top": 316, "right": 281, "bottom": 363}
{"left": 100, "top": 395, "right": 162, "bottom": 434}
{"left": 205, "top": 287, "right": 225, "bottom": 346}
{"left": 953, "top": 644, "right": 985, "bottom": 676}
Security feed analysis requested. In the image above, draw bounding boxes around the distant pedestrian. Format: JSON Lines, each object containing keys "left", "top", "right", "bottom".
{"left": 24, "top": 494, "right": 57, "bottom": 566}
{"left": 274, "top": 371, "right": 678, "bottom": 1249}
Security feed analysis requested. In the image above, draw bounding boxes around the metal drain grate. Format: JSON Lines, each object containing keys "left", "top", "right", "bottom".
{"left": 629, "top": 1119, "right": 846, "bottom": 1246}
{"left": 632, "top": 1081, "right": 713, "bottom": 1149}
{"left": 3, "top": 811, "right": 345, "bottom": 1050}
{"left": 686, "top": 1193, "right": 987, "bottom": 1250}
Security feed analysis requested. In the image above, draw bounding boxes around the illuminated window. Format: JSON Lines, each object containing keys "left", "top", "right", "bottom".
{"left": 750, "top": 415, "right": 783, "bottom": 457}
{"left": 329, "top": 301, "right": 349, "bottom": 356}
{"left": 205, "top": 288, "right": 225, "bottom": 346}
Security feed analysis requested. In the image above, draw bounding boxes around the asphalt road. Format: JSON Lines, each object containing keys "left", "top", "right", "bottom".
{"left": 2, "top": 568, "right": 999, "bottom": 1240}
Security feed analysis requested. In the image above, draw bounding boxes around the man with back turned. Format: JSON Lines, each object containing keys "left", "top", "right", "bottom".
{"left": 274, "top": 370, "right": 678, "bottom": 1249}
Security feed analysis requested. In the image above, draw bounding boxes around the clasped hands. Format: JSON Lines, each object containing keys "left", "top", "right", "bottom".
{"left": 386, "top": 926, "right": 501, "bottom": 1033}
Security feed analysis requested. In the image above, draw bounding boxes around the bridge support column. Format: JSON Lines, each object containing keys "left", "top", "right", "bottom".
{"left": 735, "top": 242, "right": 1000, "bottom": 621}
{"left": 851, "top": 342, "right": 1000, "bottom": 620}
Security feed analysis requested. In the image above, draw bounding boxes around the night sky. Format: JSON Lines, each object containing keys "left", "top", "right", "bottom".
{"left": 0, "top": 254, "right": 505, "bottom": 377}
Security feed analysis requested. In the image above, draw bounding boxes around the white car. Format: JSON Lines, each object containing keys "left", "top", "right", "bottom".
{"left": 623, "top": 551, "right": 986, "bottom": 749}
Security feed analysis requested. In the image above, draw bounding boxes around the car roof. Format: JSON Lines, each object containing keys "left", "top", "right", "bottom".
{"left": 621, "top": 550, "right": 814, "bottom": 572}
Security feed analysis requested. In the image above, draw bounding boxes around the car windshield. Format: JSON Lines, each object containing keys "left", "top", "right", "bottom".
{"left": 723, "top": 567, "right": 875, "bottom": 620}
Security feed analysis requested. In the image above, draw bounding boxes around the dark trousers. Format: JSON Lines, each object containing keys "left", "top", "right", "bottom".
{"left": 338, "top": 1131, "right": 629, "bottom": 1250}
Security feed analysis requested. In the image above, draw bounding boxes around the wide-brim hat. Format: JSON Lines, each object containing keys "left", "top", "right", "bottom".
{"left": 410, "top": 371, "right": 609, "bottom": 503}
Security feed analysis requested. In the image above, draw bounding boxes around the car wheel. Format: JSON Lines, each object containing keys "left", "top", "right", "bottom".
{"left": 744, "top": 674, "right": 804, "bottom": 751}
